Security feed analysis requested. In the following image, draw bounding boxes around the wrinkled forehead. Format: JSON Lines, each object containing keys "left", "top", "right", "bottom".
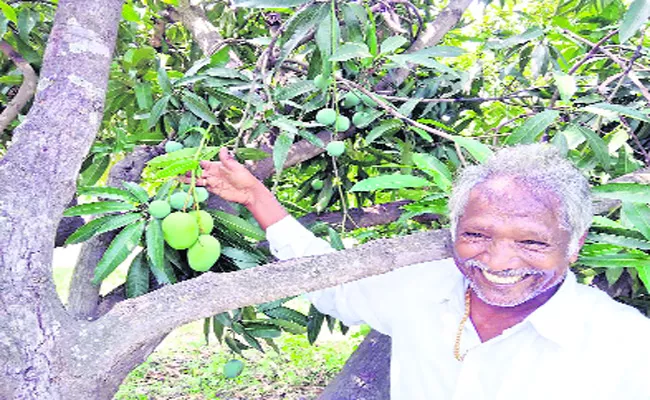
{"left": 466, "top": 175, "right": 564, "bottom": 221}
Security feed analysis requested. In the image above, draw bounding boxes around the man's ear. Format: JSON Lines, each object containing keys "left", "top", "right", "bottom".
{"left": 569, "top": 231, "right": 588, "bottom": 263}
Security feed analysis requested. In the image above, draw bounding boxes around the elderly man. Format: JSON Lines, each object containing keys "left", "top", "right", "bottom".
{"left": 188, "top": 144, "right": 650, "bottom": 399}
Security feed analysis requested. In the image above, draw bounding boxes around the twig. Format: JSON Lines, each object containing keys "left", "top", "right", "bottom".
{"left": 548, "top": 30, "right": 618, "bottom": 108}
{"left": 380, "top": 90, "right": 539, "bottom": 104}
{"left": 0, "top": 40, "right": 38, "bottom": 134}
{"left": 492, "top": 112, "right": 536, "bottom": 135}
{"left": 607, "top": 28, "right": 645, "bottom": 102}
{"left": 563, "top": 29, "right": 650, "bottom": 104}
{"left": 339, "top": 78, "right": 454, "bottom": 141}
{"left": 619, "top": 116, "right": 650, "bottom": 166}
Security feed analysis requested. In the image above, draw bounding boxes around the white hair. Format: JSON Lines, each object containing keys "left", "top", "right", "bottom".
{"left": 448, "top": 144, "right": 592, "bottom": 255}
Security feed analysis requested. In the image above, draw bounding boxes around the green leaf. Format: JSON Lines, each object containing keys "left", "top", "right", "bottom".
{"left": 212, "top": 316, "right": 225, "bottom": 343}
{"left": 350, "top": 174, "right": 433, "bottom": 192}
{"left": 157, "top": 62, "right": 172, "bottom": 94}
{"left": 263, "top": 307, "right": 309, "bottom": 326}
{"left": 145, "top": 219, "right": 170, "bottom": 281}
{"left": 122, "top": 1, "right": 141, "bottom": 22}
{"left": 564, "top": 124, "right": 610, "bottom": 169}
{"left": 231, "top": 0, "right": 309, "bottom": 7}
{"left": 182, "top": 92, "right": 218, "bottom": 125}
{"left": 583, "top": 103, "right": 650, "bottom": 123}
{"left": 74, "top": 213, "right": 143, "bottom": 244}
{"left": 264, "top": 318, "right": 306, "bottom": 334}
{"left": 275, "top": 80, "right": 318, "bottom": 101}
{"left": 380, "top": 35, "right": 408, "bottom": 54}
{"left": 553, "top": 72, "right": 577, "bottom": 101}
{"left": 638, "top": 264, "right": 650, "bottom": 292}
{"left": 453, "top": 137, "right": 493, "bottom": 163}
{"left": 121, "top": 182, "right": 150, "bottom": 203}
{"left": 621, "top": 202, "right": 650, "bottom": 240}
{"left": 235, "top": 148, "right": 271, "bottom": 161}
{"left": 17, "top": 9, "right": 38, "bottom": 41}
{"left": 211, "top": 211, "right": 265, "bottom": 241}
{"left": 592, "top": 183, "right": 650, "bottom": 203}
{"left": 147, "top": 147, "right": 218, "bottom": 168}
{"left": 505, "top": 110, "right": 559, "bottom": 145}
{"left": 307, "top": 305, "right": 324, "bottom": 344}
{"left": 315, "top": 178, "right": 334, "bottom": 213}
{"left": 330, "top": 42, "right": 372, "bottom": 62}
{"left": 65, "top": 213, "right": 143, "bottom": 245}
{"left": 80, "top": 154, "right": 110, "bottom": 187}
{"left": 126, "top": 251, "right": 150, "bottom": 298}
{"left": 147, "top": 95, "right": 171, "bottom": 129}
{"left": 366, "top": 119, "right": 403, "bottom": 144}
{"left": 275, "top": 3, "right": 329, "bottom": 72}
{"left": 206, "top": 88, "right": 250, "bottom": 109}
{"left": 78, "top": 186, "right": 139, "bottom": 202}
{"left": 92, "top": 220, "right": 146, "bottom": 284}
{"left": 297, "top": 130, "right": 325, "bottom": 148}
{"left": 135, "top": 83, "right": 153, "bottom": 110}
{"left": 619, "top": 0, "right": 650, "bottom": 43}
{"left": 412, "top": 153, "right": 452, "bottom": 192}
{"left": 246, "top": 327, "right": 282, "bottom": 339}
{"left": 63, "top": 201, "right": 137, "bottom": 217}
{"left": 579, "top": 253, "right": 650, "bottom": 268}
{"left": 224, "top": 337, "right": 246, "bottom": 355}
{"left": 352, "top": 109, "right": 383, "bottom": 129}
{"left": 153, "top": 159, "right": 200, "bottom": 180}
{"left": 530, "top": 43, "right": 549, "bottom": 78}
{"left": 154, "top": 180, "right": 176, "bottom": 201}
{"left": 485, "top": 27, "right": 544, "bottom": 49}
{"left": 273, "top": 131, "right": 294, "bottom": 175}
{"left": 0, "top": 1, "right": 17, "bottom": 23}
{"left": 588, "top": 232, "right": 650, "bottom": 250}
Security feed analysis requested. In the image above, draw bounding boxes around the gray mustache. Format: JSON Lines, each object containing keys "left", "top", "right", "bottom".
{"left": 465, "top": 259, "right": 545, "bottom": 277}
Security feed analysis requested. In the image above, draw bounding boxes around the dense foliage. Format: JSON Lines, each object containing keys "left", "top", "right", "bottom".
{"left": 1, "top": 0, "right": 649, "bottom": 380}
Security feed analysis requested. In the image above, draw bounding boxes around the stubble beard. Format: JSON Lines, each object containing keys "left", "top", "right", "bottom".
{"left": 463, "top": 259, "right": 567, "bottom": 308}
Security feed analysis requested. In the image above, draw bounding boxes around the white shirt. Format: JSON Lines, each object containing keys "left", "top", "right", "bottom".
{"left": 267, "top": 216, "right": 650, "bottom": 400}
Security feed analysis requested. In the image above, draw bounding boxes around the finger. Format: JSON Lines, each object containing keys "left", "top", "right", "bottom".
{"left": 219, "top": 147, "right": 241, "bottom": 170}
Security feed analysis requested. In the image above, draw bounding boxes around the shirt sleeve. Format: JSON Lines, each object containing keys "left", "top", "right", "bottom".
{"left": 266, "top": 216, "right": 401, "bottom": 336}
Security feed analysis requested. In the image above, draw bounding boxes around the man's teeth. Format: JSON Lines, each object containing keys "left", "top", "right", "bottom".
{"left": 481, "top": 270, "right": 525, "bottom": 284}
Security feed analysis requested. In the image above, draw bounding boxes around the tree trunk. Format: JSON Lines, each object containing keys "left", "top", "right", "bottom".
{"left": 0, "top": 0, "right": 124, "bottom": 397}
{"left": 318, "top": 330, "right": 391, "bottom": 400}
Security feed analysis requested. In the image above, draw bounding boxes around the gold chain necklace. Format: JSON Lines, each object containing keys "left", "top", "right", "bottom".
{"left": 453, "top": 287, "right": 472, "bottom": 362}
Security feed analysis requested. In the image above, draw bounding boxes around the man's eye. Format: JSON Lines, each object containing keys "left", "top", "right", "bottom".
{"left": 520, "top": 240, "right": 549, "bottom": 248}
{"left": 462, "top": 232, "right": 487, "bottom": 239}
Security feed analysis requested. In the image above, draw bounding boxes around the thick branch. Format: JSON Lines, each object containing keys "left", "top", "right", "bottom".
{"left": 249, "top": 129, "right": 355, "bottom": 180}
{"left": 0, "top": 40, "right": 38, "bottom": 133}
{"left": 376, "top": 0, "right": 473, "bottom": 92}
{"left": 298, "top": 200, "right": 439, "bottom": 230}
{"left": 93, "top": 229, "right": 451, "bottom": 357}
{"left": 169, "top": 0, "right": 242, "bottom": 67}
{"left": 0, "top": 0, "right": 124, "bottom": 396}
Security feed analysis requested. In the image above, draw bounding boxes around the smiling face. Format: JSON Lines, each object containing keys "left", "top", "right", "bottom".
{"left": 453, "top": 176, "right": 580, "bottom": 308}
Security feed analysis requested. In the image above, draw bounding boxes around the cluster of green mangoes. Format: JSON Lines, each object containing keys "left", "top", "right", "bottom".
{"left": 314, "top": 88, "right": 378, "bottom": 158}
{"left": 148, "top": 185, "right": 221, "bottom": 272}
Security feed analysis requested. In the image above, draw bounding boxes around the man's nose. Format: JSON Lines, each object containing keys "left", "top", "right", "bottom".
{"left": 483, "top": 239, "right": 520, "bottom": 271}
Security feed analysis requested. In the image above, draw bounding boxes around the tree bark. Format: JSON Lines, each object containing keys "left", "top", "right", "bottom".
{"left": 318, "top": 330, "right": 391, "bottom": 400}
{"left": 0, "top": 0, "right": 124, "bottom": 398}
{"left": 376, "top": 0, "right": 473, "bottom": 92}
{"left": 170, "top": 0, "right": 243, "bottom": 67}
{"left": 0, "top": 40, "right": 38, "bottom": 133}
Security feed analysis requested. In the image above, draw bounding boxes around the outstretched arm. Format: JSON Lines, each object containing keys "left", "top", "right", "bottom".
{"left": 180, "top": 147, "right": 287, "bottom": 230}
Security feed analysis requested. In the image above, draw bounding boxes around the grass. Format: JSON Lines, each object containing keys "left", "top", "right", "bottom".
{"left": 53, "top": 245, "right": 365, "bottom": 400}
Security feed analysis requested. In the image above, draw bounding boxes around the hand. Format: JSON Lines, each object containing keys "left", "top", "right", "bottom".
{"left": 180, "top": 147, "right": 263, "bottom": 207}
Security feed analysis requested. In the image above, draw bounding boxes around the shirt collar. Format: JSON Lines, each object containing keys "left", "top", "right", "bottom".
{"left": 525, "top": 270, "right": 583, "bottom": 349}
{"left": 439, "top": 262, "right": 584, "bottom": 349}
